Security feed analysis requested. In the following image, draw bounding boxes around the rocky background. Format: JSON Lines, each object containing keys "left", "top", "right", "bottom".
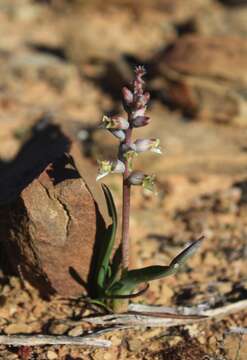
{"left": 0, "top": 0, "right": 247, "bottom": 359}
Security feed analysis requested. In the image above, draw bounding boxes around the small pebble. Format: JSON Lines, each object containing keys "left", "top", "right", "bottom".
{"left": 4, "top": 323, "right": 33, "bottom": 335}
{"left": 68, "top": 325, "right": 83, "bottom": 337}
{"left": 49, "top": 322, "right": 69, "bottom": 335}
{"left": 47, "top": 350, "right": 58, "bottom": 359}
{"left": 127, "top": 338, "right": 142, "bottom": 352}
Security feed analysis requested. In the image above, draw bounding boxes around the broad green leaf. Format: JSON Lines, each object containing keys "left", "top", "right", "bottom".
{"left": 96, "top": 184, "right": 118, "bottom": 291}
{"left": 107, "top": 237, "right": 204, "bottom": 296}
{"left": 106, "top": 265, "right": 175, "bottom": 296}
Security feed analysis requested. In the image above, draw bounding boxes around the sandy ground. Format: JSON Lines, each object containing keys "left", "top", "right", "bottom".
{"left": 0, "top": 1, "right": 247, "bottom": 359}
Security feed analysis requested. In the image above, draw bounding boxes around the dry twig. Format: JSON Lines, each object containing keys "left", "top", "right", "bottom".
{"left": 0, "top": 299, "right": 246, "bottom": 347}
{"left": 0, "top": 334, "right": 111, "bottom": 347}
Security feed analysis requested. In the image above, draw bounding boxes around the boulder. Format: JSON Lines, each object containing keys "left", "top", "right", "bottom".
{"left": 1, "top": 153, "right": 107, "bottom": 297}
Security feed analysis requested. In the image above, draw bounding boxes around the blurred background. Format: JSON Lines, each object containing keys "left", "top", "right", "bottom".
{"left": 1, "top": 0, "right": 247, "bottom": 176}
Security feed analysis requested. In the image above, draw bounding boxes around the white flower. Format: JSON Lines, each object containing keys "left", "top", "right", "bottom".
{"left": 132, "top": 138, "right": 162, "bottom": 154}
{"left": 96, "top": 160, "right": 125, "bottom": 181}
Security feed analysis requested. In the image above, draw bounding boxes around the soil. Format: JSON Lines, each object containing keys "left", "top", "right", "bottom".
{"left": 0, "top": 1, "right": 247, "bottom": 359}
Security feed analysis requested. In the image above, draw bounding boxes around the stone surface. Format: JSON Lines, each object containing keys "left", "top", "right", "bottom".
{"left": 1, "top": 153, "right": 107, "bottom": 297}
{"left": 46, "top": 351, "right": 58, "bottom": 360}
{"left": 68, "top": 325, "right": 83, "bottom": 337}
{"left": 155, "top": 35, "right": 247, "bottom": 124}
{"left": 4, "top": 323, "right": 33, "bottom": 335}
{"left": 49, "top": 323, "right": 69, "bottom": 335}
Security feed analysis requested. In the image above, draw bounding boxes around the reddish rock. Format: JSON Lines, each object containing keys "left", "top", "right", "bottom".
{"left": 1, "top": 153, "right": 107, "bottom": 297}
{"left": 156, "top": 35, "right": 247, "bottom": 123}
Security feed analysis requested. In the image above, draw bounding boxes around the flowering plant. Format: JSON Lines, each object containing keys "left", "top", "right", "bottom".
{"left": 94, "top": 66, "right": 203, "bottom": 312}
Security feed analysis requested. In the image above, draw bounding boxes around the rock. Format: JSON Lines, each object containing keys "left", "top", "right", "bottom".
{"left": 224, "top": 334, "right": 247, "bottom": 360}
{"left": 68, "top": 325, "right": 83, "bottom": 337}
{"left": 4, "top": 323, "right": 33, "bottom": 335}
{"left": 46, "top": 350, "right": 58, "bottom": 360}
{"left": 127, "top": 338, "right": 143, "bottom": 352}
{"left": 49, "top": 322, "right": 69, "bottom": 335}
{"left": 155, "top": 35, "right": 247, "bottom": 124}
{"left": 8, "top": 51, "right": 77, "bottom": 92}
{"left": 0, "top": 152, "right": 108, "bottom": 297}
{"left": 0, "top": 119, "right": 109, "bottom": 297}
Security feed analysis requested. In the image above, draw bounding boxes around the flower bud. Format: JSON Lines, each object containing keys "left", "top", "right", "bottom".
{"left": 132, "top": 116, "right": 150, "bottom": 128}
{"left": 133, "top": 138, "right": 162, "bottom": 154}
{"left": 96, "top": 160, "right": 125, "bottom": 181}
{"left": 111, "top": 129, "right": 126, "bottom": 141}
{"left": 135, "top": 65, "right": 146, "bottom": 77}
{"left": 135, "top": 92, "right": 150, "bottom": 109}
{"left": 134, "top": 66, "right": 146, "bottom": 96}
{"left": 127, "top": 171, "right": 145, "bottom": 185}
{"left": 127, "top": 171, "right": 156, "bottom": 193}
{"left": 132, "top": 107, "right": 147, "bottom": 119}
{"left": 102, "top": 115, "right": 129, "bottom": 130}
{"left": 112, "top": 159, "right": 126, "bottom": 174}
{"left": 122, "top": 87, "right": 133, "bottom": 106}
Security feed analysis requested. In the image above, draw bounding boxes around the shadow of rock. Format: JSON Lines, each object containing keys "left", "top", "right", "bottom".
{"left": 0, "top": 118, "right": 70, "bottom": 205}
{"left": 0, "top": 119, "right": 107, "bottom": 299}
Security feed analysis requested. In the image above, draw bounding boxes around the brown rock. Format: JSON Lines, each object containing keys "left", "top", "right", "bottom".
{"left": 4, "top": 323, "right": 33, "bottom": 335}
{"left": 68, "top": 325, "right": 84, "bottom": 337}
{"left": 156, "top": 35, "right": 247, "bottom": 124}
{"left": 1, "top": 153, "right": 107, "bottom": 297}
{"left": 49, "top": 322, "right": 70, "bottom": 335}
{"left": 46, "top": 351, "right": 58, "bottom": 360}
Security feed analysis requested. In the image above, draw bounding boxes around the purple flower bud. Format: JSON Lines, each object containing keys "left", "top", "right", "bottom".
{"left": 132, "top": 107, "right": 146, "bottom": 119}
{"left": 134, "top": 66, "right": 146, "bottom": 96}
{"left": 111, "top": 129, "right": 126, "bottom": 141}
{"left": 133, "top": 138, "right": 162, "bottom": 154}
{"left": 135, "top": 65, "right": 146, "bottom": 77}
{"left": 102, "top": 115, "right": 129, "bottom": 130}
{"left": 122, "top": 87, "right": 133, "bottom": 106}
{"left": 135, "top": 92, "right": 150, "bottom": 109}
{"left": 143, "top": 91, "right": 150, "bottom": 103}
{"left": 132, "top": 116, "right": 150, "bottom": 128}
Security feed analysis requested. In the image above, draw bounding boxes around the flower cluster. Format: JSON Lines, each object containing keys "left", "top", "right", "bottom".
{"left": 97, "top": 66, "right": 161, "bottom": 192}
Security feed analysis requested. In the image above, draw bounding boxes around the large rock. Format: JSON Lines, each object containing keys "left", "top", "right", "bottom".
{"left": 0, "top": 121, "right": 109, "bottom": 297}
{"left": 155, "top": 35, "right": 247, "bottom": 124}
{"left": 1, "top": 153, "right": 107, "bottom": 297}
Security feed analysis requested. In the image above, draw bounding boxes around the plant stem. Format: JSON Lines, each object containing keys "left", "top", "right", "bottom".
{"left": 121, "top": 124, "right": 132, "bottom": 270}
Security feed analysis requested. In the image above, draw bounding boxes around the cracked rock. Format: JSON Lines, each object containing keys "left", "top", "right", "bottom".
{"left": 0, "top": 153, "right": 106, "bottom": 297}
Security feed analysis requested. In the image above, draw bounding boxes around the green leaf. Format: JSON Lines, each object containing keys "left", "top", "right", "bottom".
{"left": 106, "top": 244, "right": 122, "bottom": 288}
{"left": 107, "top": 237, "right": 204, "bottom": 296}
{"left": 96, "top": 184, "right": 118, "bottom": 291}
{"left": 170, "top": 236, "right": 204, "bottom": 269}
{"left": 106, "top": 265, "right": 174, "bottom": 296}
